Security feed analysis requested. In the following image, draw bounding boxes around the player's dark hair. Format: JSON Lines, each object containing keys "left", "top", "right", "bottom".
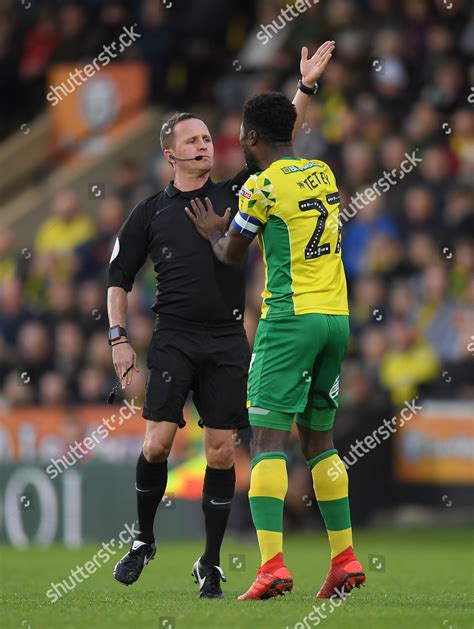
{"left": 242, "top": 92, "right": 297, "bottom": 144}
{"left": 159, "top": 112, "right": 204, "bottom": 150}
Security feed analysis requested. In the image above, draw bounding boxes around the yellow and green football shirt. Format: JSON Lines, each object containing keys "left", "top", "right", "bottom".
{"left": 231, "top": 157, "right": 348, "bottom": 319}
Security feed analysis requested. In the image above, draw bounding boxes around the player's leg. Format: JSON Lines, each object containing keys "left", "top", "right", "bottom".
{"left": 191, "top": 327, "right": 250, "bottom": 598}
{"left": 296, "top": 314, "right": 365, "bottom": 598}
{"left": 240, "top": 316, "right": 318, "bottom": 600}
{"left": 113, "top": 325, "right": 195, "bottom": 585}
{"left": 239, "top": 423, "right": 294, "bottom": 601}
{"left": 298, "top": 423, "right": 353, "bottom": 560}
{"left": 238, "top": 423, "right": 295, "bottom": 600}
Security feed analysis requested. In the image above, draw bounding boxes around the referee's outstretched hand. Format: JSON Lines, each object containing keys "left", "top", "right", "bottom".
{"left": 185, "top": 197, "right": 231, "bottom": 241}
{"left": 112, "top": 342, "right": 140, "bottom": 389}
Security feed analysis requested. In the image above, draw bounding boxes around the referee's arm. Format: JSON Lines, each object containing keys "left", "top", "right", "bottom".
{"left": 107, "top": 201, "right": 149, "bottom": 386}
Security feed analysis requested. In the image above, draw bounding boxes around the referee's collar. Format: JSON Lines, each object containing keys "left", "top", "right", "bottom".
{"left": 165, "top": 178, "right": 213, "bottom": 199}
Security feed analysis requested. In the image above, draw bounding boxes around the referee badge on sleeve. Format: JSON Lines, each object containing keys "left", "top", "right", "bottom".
{"left": 110, "top": 237, "right": 120, "bottom": 263}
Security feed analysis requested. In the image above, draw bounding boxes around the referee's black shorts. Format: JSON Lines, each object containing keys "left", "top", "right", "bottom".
{"left": 143, "top": 317, "right": 251, "bottom": 430}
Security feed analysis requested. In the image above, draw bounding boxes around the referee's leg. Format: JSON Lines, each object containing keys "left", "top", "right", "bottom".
{"left": 135, "top": 420, "right": 178, "bottom": 544}
{"left": 200, "top": 427, "right": 235, "bottom": 568}
{"left": 113, "top": 419, "right": 178, "bottom": 585}
{"left": 195, "top": 327, "right": 250, "bottom": 572}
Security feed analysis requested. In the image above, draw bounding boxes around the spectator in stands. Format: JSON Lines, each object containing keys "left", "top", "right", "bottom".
{"left": 1, "top": 371, "right": 35, "bottom": 409}
{"left": 16, "top": 320, "right": 54, "bottom": 395}
{"left": 97, "top": 1, "right": 129, "bottom": 45}
{"left": 76, "top": 280, "right": 107, "bottom": 335}
{"left": 54, "top": 319, "right": 85, "bottom": 384}
{"left": 137, "top": 0, "right": 173, "bottom": 102}
{"left": 343, "top": 195, "right": 399, "bottom": 279}
{"left": 43, "top": 279, "right": 78, "bottom": 329}
{"left": 450, "top": 237, "right": 473, "bottom": 301}
{"left": 348, "top": 274, "right": 385, "bottom": 336}
{"left": 75, "top": 195, "right": 125, "bottom": 282}
{"left": 401, "top": 185, "right": 438, "bottom": 239}
{"left": 0, "top": 227, "right": 19, "bottom": 283}
{"left": 0, "top": 279, "right": 34, "bottom": 347}
{"left": 76, "top": 366, "right": 108, "bottom": 404}
{"left": 112, "top": 161, "right": 149, "bottom": 208}
{"left": 359, "top": 328, "right": 386, "bottom": 390}
{"left": 34, "top": 189, "right": 95, "bottom": 255}
{"left": 380, "top": 320, "right": 440, "bottom": 405}
{"left": 18, "top": 9, "right": 58, "bottom": 119}
{"left": 417, "top": 264, "right": 470, "bottom": 363}
{"left": 38, "top": 371, "right": 69, "bottom": 406}
{"left": 52, "top": 2, "right": 100, "bottom": 62}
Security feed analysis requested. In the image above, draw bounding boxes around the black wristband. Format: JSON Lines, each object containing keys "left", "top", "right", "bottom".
{"left": 297, "top": 79, "right": 319, "bottom": 95}
{"left": 111, "top": 340, "right": 129, "bottom": 347}
{"left": 108, "top": 324, "right": 128, "bottom": 345}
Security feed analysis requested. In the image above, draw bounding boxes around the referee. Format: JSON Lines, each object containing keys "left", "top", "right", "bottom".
{"left": 107, "top": 42, "right": 335, "bottom": 598}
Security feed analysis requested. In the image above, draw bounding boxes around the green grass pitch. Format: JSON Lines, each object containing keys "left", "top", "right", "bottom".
{"left": 1, "top": 528, "right": 473, "bottom": 628}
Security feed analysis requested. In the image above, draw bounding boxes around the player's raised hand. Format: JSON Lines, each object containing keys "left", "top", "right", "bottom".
{"left": 300, "top": 40, "right": 335, "bottom": 86}
{"left": 185, "top": 197, "right": 231, "bottom": 241}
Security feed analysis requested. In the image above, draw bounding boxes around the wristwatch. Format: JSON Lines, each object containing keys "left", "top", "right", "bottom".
{"left": 108, "top": 325, "right": 128, "bottom": 346}
{"left": 297, "top": 79, "right": 319, "bottom": 95}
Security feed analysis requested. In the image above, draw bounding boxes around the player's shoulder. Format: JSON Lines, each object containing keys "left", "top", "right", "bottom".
{"left": 310, "top": 158, "right": 333, "bottom": 171}
{"left": 263, "top": 158, "right": 327, "bottom": 183}
{"left": 244, "top": 168, "right": 273, "bottom": 190}
{"left": 306, "top": 158, "right": 337, "bottom": 182}
{"left": 241, "top": 169, "right": 276, "bottom": 204}
{"left": 310, "top": 159, "right": 337, "bottom": 179}
{"left": 297, "top": 158, "right": 338, "bottom": 187}
{"left": 300, "top": 157, "right": 333, "bottom": 171}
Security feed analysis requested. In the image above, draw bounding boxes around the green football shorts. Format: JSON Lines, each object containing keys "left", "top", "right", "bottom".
{"left": 247, "top": 313, "right": 349, "bottom": 432}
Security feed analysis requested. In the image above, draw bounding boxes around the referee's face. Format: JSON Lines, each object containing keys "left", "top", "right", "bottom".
{"left": 173, "top": 118, "right": 214, "bottom": 171}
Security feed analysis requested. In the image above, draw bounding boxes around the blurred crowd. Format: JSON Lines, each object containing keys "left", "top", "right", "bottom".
{"left": 1, "top": 1, "right": 473, "bottom": 445}
{"left": 0, "top": 0, "right": 255, "bottom": 139}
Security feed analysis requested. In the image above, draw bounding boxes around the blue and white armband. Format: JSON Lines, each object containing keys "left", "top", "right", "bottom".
{"left": 230, "top": 211, "right": 263, "bottom": 238}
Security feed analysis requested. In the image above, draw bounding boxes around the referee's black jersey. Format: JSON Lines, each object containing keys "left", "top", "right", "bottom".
{"left": 107, "top": 168, "right": 251, "bottom": 328}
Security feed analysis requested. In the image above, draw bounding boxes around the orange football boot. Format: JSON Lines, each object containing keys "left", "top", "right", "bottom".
{"left": 317, "top": 546, "right": 365, "bottom": 599}
{"left": 238, "top": 553, "right": 293, "bottom": 600}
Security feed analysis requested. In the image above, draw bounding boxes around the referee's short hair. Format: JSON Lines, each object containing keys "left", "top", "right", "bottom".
{"left": 242, "top": 92, "right": 297, "bottom": 144}
{"left": 160, "top": 112, "right": 204, "bottom": 150}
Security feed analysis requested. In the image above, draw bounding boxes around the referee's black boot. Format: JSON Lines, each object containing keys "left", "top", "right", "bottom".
{"left": 192, "top": 557, "right": 227, "bottom": 598}
{"left": 113, "top": 540, "right": 156, "bottom": 585}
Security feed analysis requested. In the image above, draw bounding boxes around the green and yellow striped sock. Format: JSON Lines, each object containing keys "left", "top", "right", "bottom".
{"left": 308, "top": 449, "right": 352, "bottom": 558}
{"left": 248, "top": 452, "right": 288, "bottom": 566}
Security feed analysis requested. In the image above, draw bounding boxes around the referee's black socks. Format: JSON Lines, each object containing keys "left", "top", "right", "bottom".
{"left": 135, "top": 451, "right": 168, "bottom": 545}
{"left": 201, "top": 465, "right": 236, "bottom": 567}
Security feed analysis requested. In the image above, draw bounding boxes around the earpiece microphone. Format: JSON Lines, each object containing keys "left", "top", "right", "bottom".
{"left": 170, "top": 154, "right": 204, "bottom": 162}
